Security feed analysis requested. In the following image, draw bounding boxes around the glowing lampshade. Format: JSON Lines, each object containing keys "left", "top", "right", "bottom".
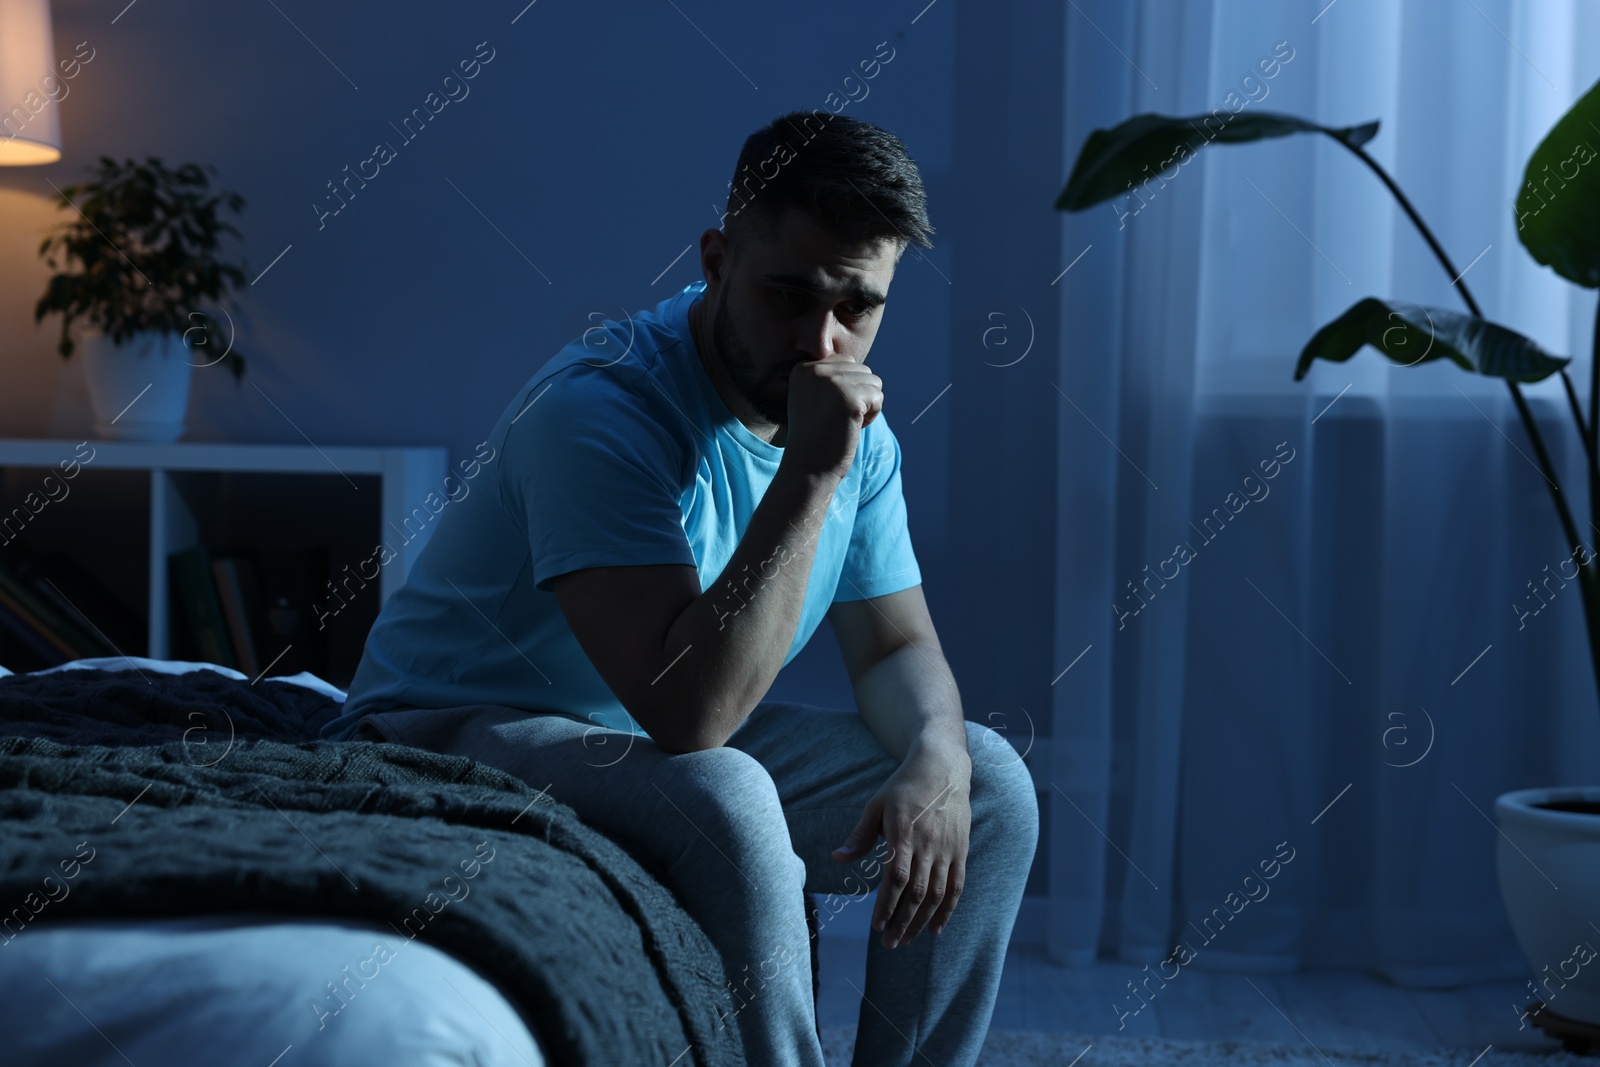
{"left": 0, "top": 0, "right": 60, "bottom": 165}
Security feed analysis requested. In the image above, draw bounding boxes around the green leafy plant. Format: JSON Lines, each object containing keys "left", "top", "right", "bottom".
{"left": 1060, "top": 78, "right": 1600, "bottom": 696}
{"left": 34, "top": 155, "right": 250, "bottom": 381}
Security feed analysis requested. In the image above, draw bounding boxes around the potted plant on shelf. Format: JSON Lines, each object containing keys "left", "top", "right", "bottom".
{"left": 34, "top": 155, "right": 250, "bottom": 442}
{"left": 1059, "top": 78, "right": 1600, "bottom": 1045}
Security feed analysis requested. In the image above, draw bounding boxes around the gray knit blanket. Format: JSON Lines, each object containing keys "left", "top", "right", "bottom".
{"left": 0, "top": 667, "right": 745, "bottom": 1066}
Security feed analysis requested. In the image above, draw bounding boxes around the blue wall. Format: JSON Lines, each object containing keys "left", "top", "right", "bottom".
{"left": 0, "top": 0, "right": 1067, "bottom": 724}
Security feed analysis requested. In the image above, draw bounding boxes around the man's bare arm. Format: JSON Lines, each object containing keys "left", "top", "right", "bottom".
{"left": 826, "top": 594, "right": 974, "bottom": 949}
{"left": 554, "top": 462, "right": 845, "bottom": 753}
{"left": 555, "top": 355, "right": 880, "bottom": 753}
{"left": 827, "top": 587, "right": 965, "bottom": 764}
{"left": 651, "top": 463, "right": 842, "bottom": 750}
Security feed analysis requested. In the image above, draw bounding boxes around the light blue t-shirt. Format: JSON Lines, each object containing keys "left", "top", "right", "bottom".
{"left": 319, "top": 280, "right": 921, "bottom": 743}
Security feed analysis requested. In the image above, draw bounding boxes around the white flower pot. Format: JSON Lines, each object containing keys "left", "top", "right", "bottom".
{"left": 1495, "top": 786, "right": 1600, "bottom": 1026}
{"left": 79, "top": 330, "right": 195, "bottom": 442}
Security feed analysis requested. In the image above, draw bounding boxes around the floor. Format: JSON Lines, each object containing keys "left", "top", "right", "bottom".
{"left": 817, "top": 937, "right": 1562, "bottom": 1056}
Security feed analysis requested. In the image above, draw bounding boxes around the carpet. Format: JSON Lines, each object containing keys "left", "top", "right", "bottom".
{"left": 819, "top": 1024, "right": 1592, "bottom": 1065}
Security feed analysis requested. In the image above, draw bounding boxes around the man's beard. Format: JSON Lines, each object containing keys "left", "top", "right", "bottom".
{"left": 712, "top": 289, "right": 788, "bottom": 426}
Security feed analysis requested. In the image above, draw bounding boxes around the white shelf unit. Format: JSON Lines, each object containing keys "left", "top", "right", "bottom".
{"left": 0, "top": 439, "right": 447, "bottom": 659}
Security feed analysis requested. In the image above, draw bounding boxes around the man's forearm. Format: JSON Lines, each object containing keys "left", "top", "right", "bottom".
{"left": 654, "top": 461, "right": 842, "bottom": 750}
{"left": 851, "top": 641, "right": 969, "bottom": 767}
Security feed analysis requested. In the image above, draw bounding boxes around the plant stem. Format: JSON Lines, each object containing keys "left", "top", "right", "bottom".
{"left": 1505, "top": 379, "right": 1585, "bottom": 555}
{"left": 1593, "top": 294, "right": 1600, "bottom": 542}
{"left": 1340, "top": 141, "right": 1484, "bottom": 316}
{"left": 1592, "top": 293, "right": 1600, "bottom": 468}
{"left": 1559, "top": 373, "right": 1595, "bottom": 464}
{"left": 1340, "top": 137, "right": 1593, "bottom": 453}
{"left": 1334, "top": 133, "right": 1598, "bottom": 701}
{"left": 1590, "top": 298, "right": 1600, "bottom": 701}
{"left": 1337, "top": 138, "right": 1593, "bottom": 446}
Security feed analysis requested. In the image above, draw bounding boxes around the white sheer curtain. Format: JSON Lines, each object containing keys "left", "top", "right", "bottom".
{"left": 1051, "top": 0, "right": 1600, "bottom": 986}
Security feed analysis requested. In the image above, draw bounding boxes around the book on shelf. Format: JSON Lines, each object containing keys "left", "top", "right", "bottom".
{"left": 0, "top": 557, "right": 108, "bottom": 659}
{"left": 0, "top": 578, "right": 88, "bottom": 661}
{"left": 211, "top": 553, "right": 264, "bottom": 677}
{"left": 167, "top": 544, "right": 329, "bottom": 678}
{"left": 0, "top": 590, "right": 73, "bottom": 669}
{"left": 0, "top": 543, "right": 148, "bottom": 672}
{"left": 19, "top": 549, "right": 146, "bottom": 657}
{"left": 169, "top": 546, "right": 237, "bottom": 669}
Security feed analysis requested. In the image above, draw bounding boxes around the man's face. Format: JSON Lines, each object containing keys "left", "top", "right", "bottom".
{"left": 700, "top": 206, "right": 900, "bottom": 429}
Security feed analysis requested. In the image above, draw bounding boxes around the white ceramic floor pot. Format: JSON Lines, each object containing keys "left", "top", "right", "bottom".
{"left": 78, "top": 330, "right": 195, "bottom": 442}
{"left": 1495, "top": 786, "right": 1600, "bottom": 1025}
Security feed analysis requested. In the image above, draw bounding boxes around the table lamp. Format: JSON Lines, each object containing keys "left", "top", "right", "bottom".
{"left": 0, "top": 0, "right": 60, "bottom": 165}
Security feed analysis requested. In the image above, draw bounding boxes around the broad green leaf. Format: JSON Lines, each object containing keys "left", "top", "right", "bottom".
{"left": 1295, "top": 298, "right": 1570, "bottom": 383}
{"left": 1516, "top": 76, "right": 1600, "bottom": 288}
{"left": 1057, "top": 112, "right": 1379, "bottom": 211}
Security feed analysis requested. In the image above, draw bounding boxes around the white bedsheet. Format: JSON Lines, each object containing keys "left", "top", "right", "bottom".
{"left": 10, "top": 654, "right": 352, "bottom": 703}
{"left": 0, "top": 912, "right": 546, "bottom": 1067}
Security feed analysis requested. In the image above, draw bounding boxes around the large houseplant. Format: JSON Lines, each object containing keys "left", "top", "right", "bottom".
{"left": 35, "top": 156, "right": 250, "bottom": 441}
{"left": 1060, "top": 78, "right": 1600, "bottom": 1040}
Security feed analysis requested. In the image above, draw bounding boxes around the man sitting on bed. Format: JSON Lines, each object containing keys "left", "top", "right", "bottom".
{"left": 318, "top": 109, "right": 1038, "bottom": 1067}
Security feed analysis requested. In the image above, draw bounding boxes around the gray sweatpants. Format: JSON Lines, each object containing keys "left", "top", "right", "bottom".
{"left": 352, "top": 699, "right": 1038, "bottom": 1067}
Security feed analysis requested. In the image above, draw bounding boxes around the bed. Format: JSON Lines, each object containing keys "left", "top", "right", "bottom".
{"left": 0, "top": 656, "right": 816, "bottom": 1066}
